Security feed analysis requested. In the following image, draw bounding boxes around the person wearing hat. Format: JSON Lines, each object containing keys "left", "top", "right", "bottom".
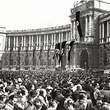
{"left": 72, "top": 84, "right": 82, "bottom": 102}
{"left": 63, "top": 89, "right": 75, "bottom": 110}
{"left": 55, "top": 89, "right": 65, "bottom": 110}
{"left": 92, "top": 96, "right": 103, "bottom": 110}
{"left": 46, "top": 85, "right": 53, "bottom": 102}
{"left": 38, "top": 89, "right": 48, "bottom": 110}
{"left": 74, "top": 90, "right": 93, "bottom": 110}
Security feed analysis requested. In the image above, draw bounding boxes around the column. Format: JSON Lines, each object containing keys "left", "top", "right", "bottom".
{"left": 61, "top": 32, "right": 63, "bottom": 42}
{"left": 39, "top": 35, "right": 41, "bottom": 50}
{"left": 66, "top": 32, "right": 68, "bottom": 41}
{"left": 59, "top": 33, "right": 61, "bottom": 43}
{"left": 13, "top": 36, "right": 15, "bottom": 50}
{"left": 107, "top": 21, "right": 109, "bottom": 42}
{"left": 51, "top": 34, "right": 53, "bottom": 49}
{"left": 44, "top": 35, "right": 46, "bottom": 50}
{"left": 69, "top": 31, "right": 71, "bottom": 41}
{"left": 23, "top": 36, "right": 24, "bottom": 50}
{"left": 21, "top": 36, "right": 23, "bottom": 50}
{"left": 99, "top": 24, "right": 101, "bottom": 43}
{"left": 89, "top": 14, "right": 92, "bottom": 36}
{"left": 29, "top": 36, "right": 31, "bottom": 50}
{"left": 24, "top": 36, "right": 26, "bottom": 50}
{"left": 85, "top": 15, "right": 88, "bottom": 36}
{"left": 71, "top": 22, "right": 73, "bottom": 40}
{"left": 36, "top": 35, "right": 38, "bottom": 50}
{"left": 73, "top": 21, "right": 75, "bottom": 40}
{"left": 16, "top": 36, "right": 18, "bottom": 48}
{"left": 8, "top": 36, "right": 10, "bottom": 50}
{"left": 54, "top": 33, "right": 56, "bottom": 48}
{"left": 32, "top": 35, "right": 33, "bottom": 50}
{"left": 47, "top": 34, "right": 48, "bottom": 47}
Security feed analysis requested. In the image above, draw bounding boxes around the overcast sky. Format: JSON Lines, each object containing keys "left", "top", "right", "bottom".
{"left": 0, "top": 0, "right": 110, "bottom": 30}
{"left": 0, "top": 0, "right": 74, "bottom": 30}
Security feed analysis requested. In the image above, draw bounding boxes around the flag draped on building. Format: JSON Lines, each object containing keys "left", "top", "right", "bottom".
{"left": 17, "top": 44, "right": 21, "bottom": 66}
{"left": 53, "top": 43, "right": 60, "bottom": 59}
{"left": 25, "top": 44, "right": 29, "bottom": 65}
{"left": 9, "top": 46, "right": 13, "bottom": 66}
{"left": 61, "top": 41, "right": 67, "bottom": 56}
{"left": 33, "top": 45, "right": 36, "bottom": 66}
{"left": 53, "top": 43, "right": 58, "bottom": 59}
{"left": 47, "top": 46, "right": 50, "bottom": 59}
{"left": 59, "top": 41, "right": 67, "bottom": 64}
{"left": 76, "top": 11, "right": 83, "bottom": 39}
{"left": 47, "top": 46, "right": 50, "bottom": 66}
{"left": 39, "top": 46, "right": 43, "bottom": 59}
{"left": 68, "top": 40, "right": 74, "bottom": 62}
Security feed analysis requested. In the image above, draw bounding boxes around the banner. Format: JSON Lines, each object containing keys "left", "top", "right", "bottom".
{"left": 61, "top": 41, "right": 67, "bottom": 55}
{"left": 68, "top": 40, "right": 74, "bottom": 62}
{"left": 9, "top": 46, "right": 13, "bottom": 66}
{"left": 25, "top": 45, "right": 29, "bottom": 66}
{"left": 17, "top": 44, "right": 21, "bottom": 65}
{"left": 33, "top": 45, "right": 36, "bottom": 65}
{"left": 76, "top": 11, "right": 83, "bottom": 39}
{"left": 39, "top": 46, "right": 43, "bottom": 59}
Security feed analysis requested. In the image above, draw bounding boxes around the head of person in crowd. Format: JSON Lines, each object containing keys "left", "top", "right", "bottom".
{"left": 46, "top": 85, "right": 53, "bottom": 95}
{"left": 76, "top": 84, "right": 82, "bottom": 91}
{"left": 39, "top": 89, "right": 47, "bottom": 98}
{"left": 95, "top": 96, "right": 103, "bottom": 109}
{"left": 64, "top": 89, "right": 72, "bottom": 98}
{"left": 33, "top": 98, "right": 43, "bottom": 110}
{"left": 79, "top": 90, "right": 87, "bottom": 101}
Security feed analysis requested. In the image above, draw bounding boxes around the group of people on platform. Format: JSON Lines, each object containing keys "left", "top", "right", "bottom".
{"left": 0, "top": 69, "right": 109, "bottom": 110}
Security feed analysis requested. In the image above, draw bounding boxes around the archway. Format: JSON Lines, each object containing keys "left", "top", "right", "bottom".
{"left": 80, "top": 49, "right": 89, "bottom": 70}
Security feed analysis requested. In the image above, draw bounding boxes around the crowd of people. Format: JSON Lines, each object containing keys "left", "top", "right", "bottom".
{"left": 0, "top": 68, "right": 109, "bottom": 110}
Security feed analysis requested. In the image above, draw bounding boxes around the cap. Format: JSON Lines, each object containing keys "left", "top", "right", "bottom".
{"left": 79, "top": 90, "right": 87, "bottom": 95}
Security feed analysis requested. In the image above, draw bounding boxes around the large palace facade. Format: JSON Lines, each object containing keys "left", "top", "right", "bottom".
{"left": 1, "top": 0, "right": 110, "bottom": 71}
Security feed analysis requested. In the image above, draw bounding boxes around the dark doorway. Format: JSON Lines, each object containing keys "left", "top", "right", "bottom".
{"left": 80, "top": 50, "right": 88, "bottom": 70}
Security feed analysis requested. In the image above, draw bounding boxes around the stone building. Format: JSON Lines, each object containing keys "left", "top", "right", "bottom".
{"left": 1, "top": 0, "right": 110, "bottom": 71}
{"left": 2, "top": 25, "right": 71, "bottom": 70}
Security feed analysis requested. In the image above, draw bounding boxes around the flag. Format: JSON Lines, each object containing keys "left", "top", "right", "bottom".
{"left": 61, "top": 41, "right": 67, "bottom": 55}
{"left": 17, "top": 44, "right": 21, "bottom": 65}
{"left": 39, "top": 46, "right": 43, "bottom": 59}
{"left": 33, "top": 44, "right": 36, "bottom": 66}
{"left": 53, "top": 43, "right": 60, "bottom": 59}
{"left": 59, "top": 41, "right": 67, "bottom": 64}
{"left": 57, "top": 43, "right": 62, "bottom": 64}
{"left": 68, "top": 40, "right": 74, "bottom": 62}
{"left": 33, "top": 45, "right": 36, "bottom": 58}
{"left": 76, "top": 11, "right": 83, "bottom": 39}
{"left": 53, "top": 43, "right": 58, "bottom": 59}
{"left": 47, "top": 46, "right": 50, "bottom": 59}
{"left": 25, "top": 44, "right": 29, "bottom": 65}
{"left": 9, "top": 45, "right": 13, "bottom": 66}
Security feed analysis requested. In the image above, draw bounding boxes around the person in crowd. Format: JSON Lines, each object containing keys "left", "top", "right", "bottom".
{"left": 92, "top": 97, "right": 103, "bottom": 110}
{"left": 0, "top": 67, "right": 110, "bottom": 110}
{"left": 74, "top": 90, "right": 93, "bottom": 110}
{"left": 64, "top": 89, "right": 75, "bottom": 110}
